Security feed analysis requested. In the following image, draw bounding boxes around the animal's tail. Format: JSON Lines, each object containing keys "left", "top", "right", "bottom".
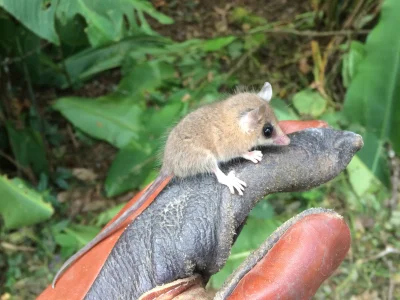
{"left": 52, "top": 172, "right": 173, "bottom": 288}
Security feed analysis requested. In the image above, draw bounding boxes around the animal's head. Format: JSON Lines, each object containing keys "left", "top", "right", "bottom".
{"left": 239, "top": 82, "right": 290, "bottom": 147}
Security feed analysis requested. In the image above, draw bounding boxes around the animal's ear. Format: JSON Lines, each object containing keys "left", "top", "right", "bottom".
{"left": 240, "top": 105, "right": 266, "bottom": 133}
{"left": 257, "top": 82, "right": 273, "bottom": 102}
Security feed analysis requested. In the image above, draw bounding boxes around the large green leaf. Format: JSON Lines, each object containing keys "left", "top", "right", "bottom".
{"left": 144, "top": 102, "right": 183, "bottom": 135}
{"left": 42, "top": 35, "right": 169, "bottom": 88}
{"left": 56, "top": 0, "right": 173, "bottom": 47}
{"left": 343, "top": 0, "right": 400, "bottom": 185}
{"left": 0, "top": 176, "right": 53, "bottom": 229}
{"left": 293, "top": 89, "right": 327, "bottom": 118}
{"left": 53, "top": 95, "right": 144, "bottom": 148}
{"left": 0, "top": 0, "right": 59, "bottom": 44}
{"left": 117, "top": 60, "right": 175, "bottom": 96}
{"left": 105, "top": 144, "right": 156, "bottom": 197}
{"left": 1, "top": 0, "right": 173, "bottom": 88}
{"left": 6, "top": 123, "right": 49, "bottom": 176}
{"left": 95, "top": 203, "right": 125, "bottom": 226}
{"left": 341, "top": 41, "right": 366, "bottom": 88}
{"left": 54, "top": 224, "right": 100, "bottom": 257}
{"left": 271, "top": 98, "right": 299, "bottom": 121}
{"left": 63, "top": 224, "right": 99, "bottom": 246}
{"left": 202, "top": 36, "right": 236, "bottom": 52}
{"left": 347, "top": 155, "right": 376, "bottom": 197}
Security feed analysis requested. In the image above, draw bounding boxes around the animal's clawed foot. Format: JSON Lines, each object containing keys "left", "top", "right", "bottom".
{"left": 217, "top": 170, "right": 247, "bottom": 196}
{"left": 242, "top": 150, "right": 263, "bottom": 164}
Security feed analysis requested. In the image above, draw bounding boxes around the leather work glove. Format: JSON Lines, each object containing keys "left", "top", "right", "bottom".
{"left": 38, "top": 121, "right": 363, "bottom": 300}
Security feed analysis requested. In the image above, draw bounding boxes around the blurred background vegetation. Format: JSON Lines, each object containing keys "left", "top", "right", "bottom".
{"left": 0, "top": 0, "right": 399, "bottom": 298}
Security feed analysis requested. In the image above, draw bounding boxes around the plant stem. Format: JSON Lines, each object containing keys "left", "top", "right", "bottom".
{"left": 0, "top": 149, "right": 36, "bottom": 183}
{"left": 16, "top": 37, "right": 52, "bottom": 175}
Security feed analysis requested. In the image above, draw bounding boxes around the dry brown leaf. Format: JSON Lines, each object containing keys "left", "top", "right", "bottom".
{"left": 298, "top": 57, "right": 311, "bottom": 74}
{"left": 1, "top": 242, "right": 35, "bottom": 252}
{"left": 1, "top": 293, "right": 11, "bottom": 300}
{"left": 181, "top": 93, "right": 191, "bottom": 102}
{"left": 72, "top": 168, "right": 97, "bottom": 182}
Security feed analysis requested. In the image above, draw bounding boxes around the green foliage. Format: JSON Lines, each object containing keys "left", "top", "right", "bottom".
{"left": 249, "top": 199, "right": 275, "bottom": 219}
{"left": 0, "top": 0, "right": 181, "bottom": 235}
{"left": 56, "top": 35, "right": 169, "bottom": 88}
{"left": 341, "top": 41, "right": 365, "bottom": 88}
{"left": 0, "top": 0, "right": 59, "bottom": 44}
{"left": 56, "top": 0, "right": 173, "bottom": 47}
{"left": 0, "top": 0, "right": 172, "bottom": 89}
{"left": 229, "top": 7, "right": 267, "bottom": 27}
{"left": 202, "top": 36, "right": 236, "bottom": 52}
{"left": 270, "top": 98, "right": 299, "bottom": 120}
{"left": 54, "top": 96, "right": 145, "bottom": 148}
{"left": 0, "top": 176, "right": 53, "bottom": 229}
{"left": 344, "top": 0, "right": 400, "bottom": 186}
{"left": 346, "top": 156, "right": 378, "bottom": 197}
{"left": 6, "top": 123, "right": 48, "bottom": 175}
{"left": 0, "top": 0, "right": 173, "bottom": 47}
{"left": 95, "top": 203, "right": 125, "bottom": 226}
{"left": 105, "top": 144, "right": 156, "bottom": 196}
{"left": 53, "top": 224, "right": 99, "bottom": 257}
{"left": 293, "top": 89, "right": 327, "bottom": 118}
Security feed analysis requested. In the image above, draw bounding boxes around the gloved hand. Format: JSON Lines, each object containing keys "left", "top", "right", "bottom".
{"left": 38, "top": 122, "right": 363, "bottom": 300}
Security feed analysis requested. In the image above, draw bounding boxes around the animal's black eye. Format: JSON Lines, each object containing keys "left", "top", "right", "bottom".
{"left": 263, "top": 123, "right": 274, "bottom": 138}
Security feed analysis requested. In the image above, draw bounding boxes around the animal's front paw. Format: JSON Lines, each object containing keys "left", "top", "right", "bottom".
{"left": 221, "top": 171, "right": 247, "bottom": 195}
{"left": 242, "top": 150, "right": 263, "bottom": 164}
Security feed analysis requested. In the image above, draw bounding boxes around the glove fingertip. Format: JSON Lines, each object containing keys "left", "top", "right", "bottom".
{"left": 227, "top": 211, "right": 350, "bottom": 299}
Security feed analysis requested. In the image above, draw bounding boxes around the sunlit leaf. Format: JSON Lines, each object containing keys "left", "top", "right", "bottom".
{"left": 144, "top": 103, "right": 183, "bottom": 135}
{"left": 342, "top": 41, "right": 366, "bottom": 88}
{"left": 54, "top": 224, "right": 100, "bottom": 256}
{"left": 56, "top": 0, "right": 173, "bottom": 47}
{"left": 249, "top": 199, "right": 275, "bottom": 219}
{"left": 54, "top": 60, "right": 176, "bottom": 149}
{"left": 63, "top": 224, "right": 99, "bottom": 246}
{"left": 202, "top": 36, "right": 236, "bottom": 52}
{"left": 344, "top": 0, "right": 400, "bottom": 185}
{"left": 0, "top": 176, "right": 53, "bottom": 229}
{"left": 54, "top": 96, "right": 144, "bottom": 148}
{"left": 56, "top": 35, "right": 169, "bottom": 88}
{"left": 0, "top": 0, "right": 59, "bottom": 44}
{"left": 95, "top": 203, "right": 125, "bottom": 226}
{"left": 105, "top": 143, "right": 157, "bottom": 197}
{"left": 347, "top": 155, "right": 375, "bottom": 197}
{"left": 293, "top": 89, "right": 327, "bottom": 118}
{"left": 6, "top": 123, "right": 48, "bottom": 176}
{"left": 271, "top": 98, "right": 299, "bottom": 120}
{"left": 117, "top": 60, "right": 175, "bottom": 96}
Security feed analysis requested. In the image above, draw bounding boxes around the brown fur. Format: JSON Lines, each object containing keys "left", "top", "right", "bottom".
{"left": 162, "top": 92, "right": 284, "bottom": 177}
